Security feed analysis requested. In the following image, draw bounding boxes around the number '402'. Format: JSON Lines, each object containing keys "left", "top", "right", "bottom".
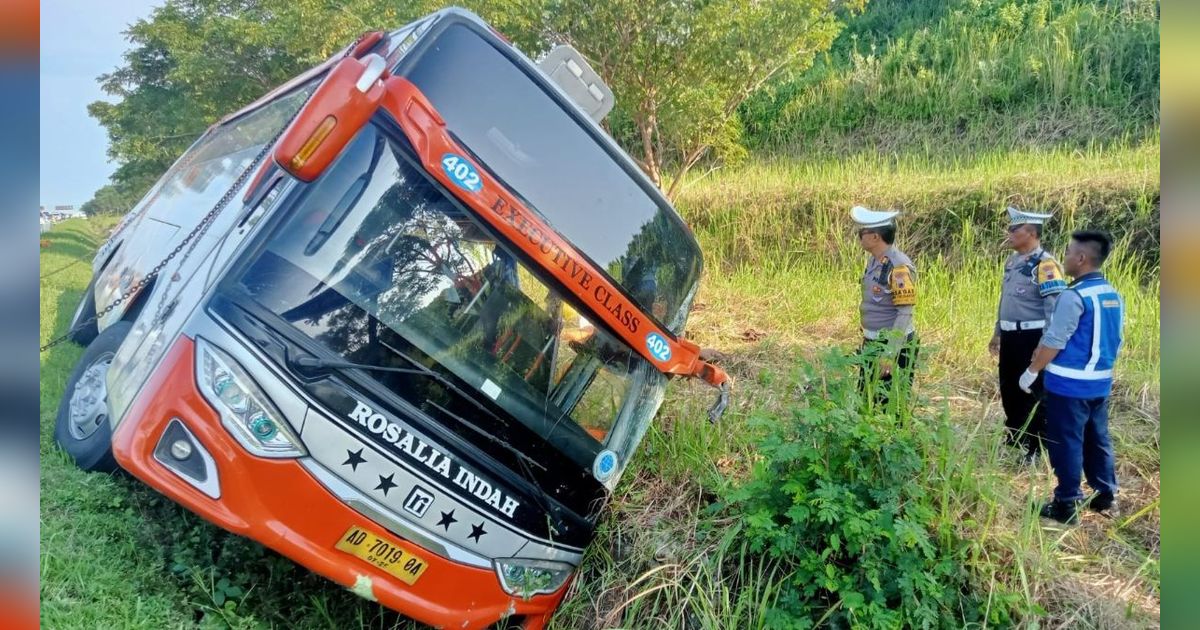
{"left": 441, "top": 154, "right": 481, "bottom": 191}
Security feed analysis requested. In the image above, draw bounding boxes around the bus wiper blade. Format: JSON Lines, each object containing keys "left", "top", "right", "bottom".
{"left": 426, "top": 400, "right": 545, "bottom": 472}
{"left": 295, "top": 356, "right": 543, "bottom": 474}
{"left": 293, "top": 352, "right": 510, "bottom": 432}
{"left": 375, "top": 342, "right": 515, "bottom": 428}
{"left": 427, "top": 400, "right": 562, "bottom": 533}
{"left": 293, "top": 355, "right": 431, "bottom": 376}
{"left": 293, "top": 354, "right": 474, "bottom": 405}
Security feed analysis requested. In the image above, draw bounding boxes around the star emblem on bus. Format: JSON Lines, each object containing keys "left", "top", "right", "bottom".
{"left": 468, "top": 522, "right": 487, "bottom": 543}
{"left": 437, "top": 510, "right": 457, "bottom": 531}
{"left": 342, "top": 448, "right": 367, "bottom": 471}
{"left": 375, "top": 473, "right": 397, "bottom": 496}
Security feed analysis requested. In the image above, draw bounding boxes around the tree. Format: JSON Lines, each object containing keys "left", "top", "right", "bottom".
{"left": 538, "top": 0, "right": 861, "bottom": 199}
{"left": 88, "top": 0, "right": 861, "bottom": 208}
{"left": 85, "top": 0, "right": 426, "bottom": 212}
{"left": 79, "top": 181, "right": 146, "bottom": 217}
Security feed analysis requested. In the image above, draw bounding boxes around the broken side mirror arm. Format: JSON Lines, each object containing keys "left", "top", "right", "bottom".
{"left": 694, "top": 360, "right": 731, "bottom": 423}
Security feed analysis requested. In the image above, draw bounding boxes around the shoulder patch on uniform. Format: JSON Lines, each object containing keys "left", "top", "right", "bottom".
{"left": 890, "top": 264, "right": 917, "bottom": 306}
{"left": 1036, "top": 259, "right": 1067, "bottom": 296}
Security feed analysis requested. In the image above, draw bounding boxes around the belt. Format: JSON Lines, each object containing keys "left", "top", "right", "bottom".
{"left": 863, "top": 327, "right": 915, "bottom": 340}
{"left": 999, "top": 319, "right": 1045, "bottom": 331}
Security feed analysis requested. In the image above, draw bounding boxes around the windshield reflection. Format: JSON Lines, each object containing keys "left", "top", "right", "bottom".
{"left": 405, "top": 22, "right": 702, "bottom": 332}
{"left": 236, "top": 124, "right": 665, "bottom": 469}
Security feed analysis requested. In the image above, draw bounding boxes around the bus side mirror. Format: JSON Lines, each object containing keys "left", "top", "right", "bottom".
{"left": 275, "top": 54, "right": 388, "bottom": 182}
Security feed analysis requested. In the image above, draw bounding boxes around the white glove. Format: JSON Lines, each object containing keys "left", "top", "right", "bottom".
{"left": 1019, "top": 369, "right": 1039, "bottom": 393}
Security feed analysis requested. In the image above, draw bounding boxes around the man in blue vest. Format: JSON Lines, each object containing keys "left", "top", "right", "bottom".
{"left": 1019, "top": 230, "right": 1124, "bottom": 524}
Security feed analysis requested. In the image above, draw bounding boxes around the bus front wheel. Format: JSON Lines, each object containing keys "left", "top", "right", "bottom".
{"left": 54, "top": 321, "right": 132, "bottom": 472}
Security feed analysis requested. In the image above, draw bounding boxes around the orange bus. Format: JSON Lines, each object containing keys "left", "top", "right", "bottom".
{"left": 55, "top": 8, "right": 728, "bottom": 628}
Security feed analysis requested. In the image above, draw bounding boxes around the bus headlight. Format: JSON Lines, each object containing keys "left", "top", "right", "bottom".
{"left": 195, "top": 338, "right": 305, "bottom": 458}
{"left": 493, "top": 558, "right": 574, "bottom": 599}
{"left": 107, "top": 316, "right": 170, "bottom": 428}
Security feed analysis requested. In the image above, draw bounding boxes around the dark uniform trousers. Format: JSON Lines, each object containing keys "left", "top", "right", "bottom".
{"left": 998, "top": 328, "right": 1045, "bottom": 453}
{"left": 1044, "top": 392, "right": 1118, "bottom": 501}
{"left": 859, "top": 334, "right": 919, "bottom": 407}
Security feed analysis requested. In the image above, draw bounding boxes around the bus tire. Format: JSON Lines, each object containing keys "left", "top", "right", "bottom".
{"left": 67, "top": 277, "right": 99, "bottom": 346}
{"left": 54, "top": 321, "right": 132, "bottom": 472}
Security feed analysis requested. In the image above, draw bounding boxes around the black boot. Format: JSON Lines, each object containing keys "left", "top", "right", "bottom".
{"left": 1036, "top": 498, "right": 1080, "bottom": 525}
{"left": 1087, "top": 493, "right": 1118, "bottom": 516}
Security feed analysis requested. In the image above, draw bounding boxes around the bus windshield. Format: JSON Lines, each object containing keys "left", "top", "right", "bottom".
{"left": 401, "top": 22, "right": 702, "bottom": 334}
{"left": 234, "top": 124, "right": 667, "bottom": 474}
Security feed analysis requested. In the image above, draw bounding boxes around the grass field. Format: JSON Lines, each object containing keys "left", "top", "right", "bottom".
{"left": 40, "top": 137, "right": 1159, "bottom": 629}
{"left": 45, "top": 0, "right": 1157, "bottom": 625}
{"left": 546, "top": 146, "right": 1160, "bottom": 628}
{"left": 741, "top": 0, "right": 1159, "bottom": 157}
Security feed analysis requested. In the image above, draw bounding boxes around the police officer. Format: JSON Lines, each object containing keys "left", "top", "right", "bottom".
{"left": 1021, "top": 230, "right": 1123, "bottom": 523}
{"left": 852, "top": 206, "right": 918, "bottom": 403}
{"left": 989, "top": 207, "right": 1067, "bottom": 460}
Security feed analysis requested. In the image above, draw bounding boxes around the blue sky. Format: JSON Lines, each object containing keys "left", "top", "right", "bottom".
{"left": 40, "top": 0, "right": 162, "bottom": 209}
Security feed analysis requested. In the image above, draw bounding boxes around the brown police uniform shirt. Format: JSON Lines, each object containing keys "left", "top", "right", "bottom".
{"left": 993, "top": 247, "right": 1066, "bottom": 335}
{"left": 861, "top": 246, "right": 917, "bottom": 333}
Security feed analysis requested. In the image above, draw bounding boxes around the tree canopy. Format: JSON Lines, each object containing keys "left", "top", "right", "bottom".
{"left": 86, "top": 0, "right": 858, "bottom": 211}
{"left": 542, "top": 0, "right": 858, "bottom": 198}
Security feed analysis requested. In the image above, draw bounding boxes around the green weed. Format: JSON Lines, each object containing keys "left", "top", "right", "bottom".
{"left": 726, "top": 350, "right": 1016, "bottom": 628}
{"left": 741, "top": 0, "right": 1159, "bottom": 156}
{"left": 41, "top": 130, "right": 1160, "bottom": 630}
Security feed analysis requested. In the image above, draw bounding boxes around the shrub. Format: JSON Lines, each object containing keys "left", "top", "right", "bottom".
{"left": 740, "top": 0, "right": 1160, "bottom": 154}
{"left": 725, "top": 350, "right": 1016, "bottom": 628}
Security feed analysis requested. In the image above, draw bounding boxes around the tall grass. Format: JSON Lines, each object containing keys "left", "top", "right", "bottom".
{"left": 687, "top": 255, "right": 1157, "bottom": 391}
{"left": 672, "top": 142, "right": 1160, "bottom": 390}
{"left": 542, "top": 142, "right": 1159, "bottom": 628}
{"left": 741, "top": 0, "right": 1160, "bottom": 154}
{"left": 677, "top": 140, "right": 1161, "bottom": 273}
{"left": 553, "top": 330, "right": 1158, "bottom": 627}
{"left": 552, "top": 255, "right": 1158, "bottom": 627}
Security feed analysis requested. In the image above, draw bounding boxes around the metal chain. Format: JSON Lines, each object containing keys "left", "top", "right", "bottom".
{"left": 39, "top": 134, "right": 282, "bottom": 354}
{"left": 39, "top": 124, "right": 213, "bottom": 353}
{"left": 39, "top": 32, "right": 375, "bottom": 354}
{"left": 38, "top": 179, "right": 242, "bottom": 353}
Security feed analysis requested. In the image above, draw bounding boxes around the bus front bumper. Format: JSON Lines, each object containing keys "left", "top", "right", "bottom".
{"left": 111, "top": 335, "right": 569, "bottom": 630}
